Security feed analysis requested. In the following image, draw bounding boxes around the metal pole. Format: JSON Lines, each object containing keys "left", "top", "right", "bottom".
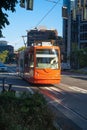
{"left": 22, "top": 35, "right": 27, "bottom": 47}
{"left": 2, "top": 77, "right": 6, "bottom": 92}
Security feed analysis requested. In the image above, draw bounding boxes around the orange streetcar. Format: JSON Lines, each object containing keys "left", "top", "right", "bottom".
{"left": 18, "top": 41, "right": 61, "bottom": 84}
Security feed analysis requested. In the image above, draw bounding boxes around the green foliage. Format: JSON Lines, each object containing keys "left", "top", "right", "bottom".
{"left": 0, "top": 50, "right": 9, "bottom": 63}
{"left": 0, "top": 0, "right": 18, "bottom": 37}
{"left": 17, "top": 46, "right": 26, "bottom": 52}
{"left": 78, "top": 48, "right": 87, "bottom": 67}
{"left": 70, "top": 48, "right": 87, "bottom": 68}
{"left": 0, "top": 50, "right": 16, "bottom": 63}
{"left": 0, "top": 91, "right": 57, "bottom": 130}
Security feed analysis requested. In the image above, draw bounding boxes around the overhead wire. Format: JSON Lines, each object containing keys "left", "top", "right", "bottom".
{"left": 35, "top": 0, "right": 61, "bottom": 27}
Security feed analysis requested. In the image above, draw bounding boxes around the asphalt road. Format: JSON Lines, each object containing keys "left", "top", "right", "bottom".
{"left": 55, "top": 71, "right": 87, "bottom": 130}
{"left": 0, "top": 66, "right": 87, "bottom": 130}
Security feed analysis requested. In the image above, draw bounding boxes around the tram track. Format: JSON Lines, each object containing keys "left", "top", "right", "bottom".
{"left": 0, "top": 72, "right": 86, "bottom": 129}
{"left": 31, "top": 84, "right": 87, "bottom": 130}
{"left": 37, "top": 85, "right": 87, "bottom": 120}
{"left": 0, "top": 72, "right": 87, "bottom": 127}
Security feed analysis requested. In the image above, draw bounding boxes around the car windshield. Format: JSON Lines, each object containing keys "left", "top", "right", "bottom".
{"left": 36, "top": 48, "right": 59, "bottom": 69}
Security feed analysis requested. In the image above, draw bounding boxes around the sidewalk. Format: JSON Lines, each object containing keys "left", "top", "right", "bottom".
{"left": 62, "top": 68, "right": 87, "bottom": 75}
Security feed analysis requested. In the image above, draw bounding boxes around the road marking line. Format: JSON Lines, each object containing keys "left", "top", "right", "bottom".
{"left": 41, "top": 87, "right": 65, "bottom": 98}
{"left": 50, "top": 87, "right": 65, "bottom": 95}
{"left": 69, "top": 86, "right": 87, "bottom": 94}
{"left": 26, "top": 87, "right": 34, "bottom": 94}
{"left": 57, "top": 83, "right": 87, "bottom": 94}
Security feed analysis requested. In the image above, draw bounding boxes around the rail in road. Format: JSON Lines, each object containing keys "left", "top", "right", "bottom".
{"left": 0, "top": 72, "right": 87, "bottom": 130}
{"left": 33, "top": 84, "right": 87, "bottom": 130}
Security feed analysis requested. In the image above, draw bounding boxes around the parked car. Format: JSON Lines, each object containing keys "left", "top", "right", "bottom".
{"left": 0, "top": 63, "right": 8, "bottom": 72}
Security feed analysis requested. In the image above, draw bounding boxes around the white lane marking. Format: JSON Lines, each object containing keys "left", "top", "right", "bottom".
{"left": 50, "top": 87, "right": 66, "bottom": 95}
{"left": 26, "top": 87, "right": 34, "bottom": 94}
{"left": 69, "top": 86, "right": 87, "bottom": 94}
{"left": 40, "top": 87, "right": 56, "bottom": 94}
{"left": 57, "top": 83, "right": 87, "bottom": 94}
{"left": 8, "top": 73, "right": 18, "bottom": 75}
{"left": 41, "top": 87, "right": 64, "bottom": 96}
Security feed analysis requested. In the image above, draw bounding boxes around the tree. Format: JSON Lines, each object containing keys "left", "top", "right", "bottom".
{"left": 70, "top": 48, "right": 87, "bottom": 69}
{"left": 17, "top": 46, "right": 26, "bottom": 52}
{"left": 0, "top": 50, "right": 9, "bottom": 63}
{"left": 0, "top": 0, "right": 18, "bottom": 37}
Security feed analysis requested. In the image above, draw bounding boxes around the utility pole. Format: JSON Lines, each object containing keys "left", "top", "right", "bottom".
{"left": 22, "top": 35, "right": 27, "bottom": 47}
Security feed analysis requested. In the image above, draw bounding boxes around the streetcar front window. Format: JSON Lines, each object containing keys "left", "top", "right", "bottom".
{"left": 36, "top": 49, "right": 59, "bottom": 69}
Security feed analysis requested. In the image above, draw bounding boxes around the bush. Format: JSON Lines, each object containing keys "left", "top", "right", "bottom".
{"left": 0, "top": 91, "right": 57, "bottom": 130}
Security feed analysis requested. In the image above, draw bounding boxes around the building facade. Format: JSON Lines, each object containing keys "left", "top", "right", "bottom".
{"left": 63, "top": 0, "right": 71, "bottom": 62}
{"left": 27, "top": 28, "right": 58, "bottom": 46}
{"left": 0, "top": 41, "right": 14, "bottom": 53}
{"left": 63, "top": 0, "right": 87, "bottom": 68}
{"left": 71, "top": 0, "right": 87, "bottom": 50}
{"left": 26, "top": 28, "right": 64, "bottom": 55}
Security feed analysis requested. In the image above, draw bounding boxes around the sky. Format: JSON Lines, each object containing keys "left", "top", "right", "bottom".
{"left": 1, "top": 0, "right": 63, "bottom": 50}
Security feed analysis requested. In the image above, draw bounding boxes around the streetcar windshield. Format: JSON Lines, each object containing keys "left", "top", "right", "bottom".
{"left": 36, "top": 49, "right": 59, "bottom": 69}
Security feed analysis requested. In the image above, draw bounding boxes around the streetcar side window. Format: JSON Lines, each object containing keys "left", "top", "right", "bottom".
{"left": 29, "top": 54, "right": 34, "bottom": 68}
{"left": 20, "top": 59, "right": 24, "bottom": 67}
{"left": 24, "top": 54, "right": 28, "bottom": 67}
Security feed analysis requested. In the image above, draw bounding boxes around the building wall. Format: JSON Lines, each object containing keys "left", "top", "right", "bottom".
{"left": 0, "top": 41, "right": 14, "bottom": 53}
{"left": 0, "top": 40, "right": 7, "bottom": 46}
{"left": 80, "top": 21, "right": 87, "bottom": 48}
{"left": 27, "top": 29, "right": 58, "bottom": 46}
{"left": 63, "top": 0, "right": 87, "bottom": 65}
{"left": 71, "top": 0, "right": 87, "bottom": 49}
{"left": 63, "top": 0, "right": 71, "bottom": 61}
